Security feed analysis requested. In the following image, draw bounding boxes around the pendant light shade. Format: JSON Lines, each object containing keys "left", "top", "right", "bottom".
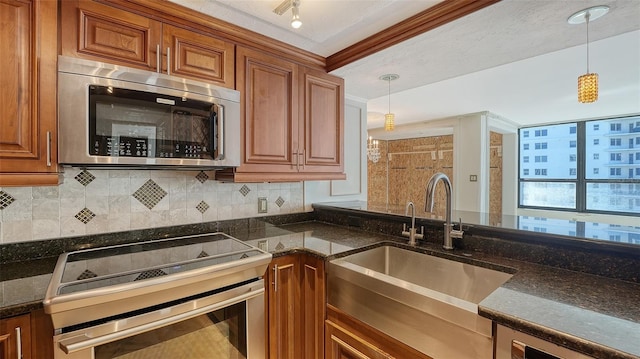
{"left": 578, "top": 73, "right": 598, "bottom": 103}
{"left": 380, "top": 74, "right": 399, "bottom": 132}
{"left": 568, "top": 5, "right": 608, "bottom": 104}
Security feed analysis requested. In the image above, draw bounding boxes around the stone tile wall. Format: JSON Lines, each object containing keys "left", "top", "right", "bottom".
{"left": 368, "top": 135, "right": 454, "bottom": 218}
{"left": 0, "top": 168, "right": 304, "bottom": 244}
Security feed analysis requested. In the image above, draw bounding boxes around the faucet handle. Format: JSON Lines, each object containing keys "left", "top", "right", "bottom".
{"left": 450, "top": 218, "right": 464, "bottom": 239}
{"left": 415, "top": 226, "right": 424, "bottom": 240}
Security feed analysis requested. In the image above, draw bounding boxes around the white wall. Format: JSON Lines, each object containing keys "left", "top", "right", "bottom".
{"left": 304, "top": 97, "right": 368, "bottom": 208}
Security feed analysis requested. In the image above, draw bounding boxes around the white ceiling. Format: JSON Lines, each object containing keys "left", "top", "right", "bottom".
{"left": 170, "top": 0, "right": 640, "bottom": 129}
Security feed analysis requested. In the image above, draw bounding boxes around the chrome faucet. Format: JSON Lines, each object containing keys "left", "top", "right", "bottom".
{"left": 402, "top": 201, "right": 423, "bottom": 245}
{"left": 425, "top": 173, "right": 463, "bottom": 250}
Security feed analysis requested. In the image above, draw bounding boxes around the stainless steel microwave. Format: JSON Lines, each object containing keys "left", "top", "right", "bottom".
{"left": 58, "top": 56, "right": 240, "bottom": 169}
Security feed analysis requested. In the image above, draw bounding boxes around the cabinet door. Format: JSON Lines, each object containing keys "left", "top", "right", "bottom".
{"left": 0, "top": 0, "right": 59, "bottom": 186}
{"left": 325, "top": 321, "right": 391, "bottom": 359}
{"left": 0, "top": 314, "right": 32, "bottom": 359}
{"left": 267, "top": 255, "right": 301, "bottom": 359}
{"left": 302, "top": 255, "right": 325, "bottom": 359}
{"left": 163, "top": 24, "right": 234, "bottom": 88}
{"left": 236, "top": 46, "right": 299, "bottom": 173}
{"left": 300, "top": 67, "right": 345, "bottom": 174}
{"left": 60, "top": 0, "right": 162, "bottom": 70}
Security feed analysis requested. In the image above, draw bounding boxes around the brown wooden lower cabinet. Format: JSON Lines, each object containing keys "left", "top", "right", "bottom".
{"left": 0, "top": 309, "right": 54, "bottom": 359}
{"left": 265, "top": 253, "right": 325, "bottom": 359}
{"left": 326, "top": 305, "right": 433, "bottom": 359}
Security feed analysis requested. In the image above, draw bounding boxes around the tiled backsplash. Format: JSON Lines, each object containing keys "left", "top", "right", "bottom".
{"left": 0, "top": 168, "right": 304, "bottom": 244}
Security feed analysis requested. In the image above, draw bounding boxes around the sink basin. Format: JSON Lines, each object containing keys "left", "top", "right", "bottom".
{"left": 327, "top": 245, "right": 514, "bottom": 358}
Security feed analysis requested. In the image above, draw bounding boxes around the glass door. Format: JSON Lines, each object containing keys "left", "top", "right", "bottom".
{"left": 94, "top": 301, "right": 247, "bottom": 359}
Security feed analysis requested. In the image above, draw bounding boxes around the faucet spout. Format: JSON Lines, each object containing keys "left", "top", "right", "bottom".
{"left": 402, "top": 201, "right": 423, "bottom": 245}
{"left": 425, "top": 172, "right": 458, "bottom": 250}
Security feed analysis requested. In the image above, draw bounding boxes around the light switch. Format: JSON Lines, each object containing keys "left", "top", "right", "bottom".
{"left": 258, "top": 197, "right": 268, "bottom": 213}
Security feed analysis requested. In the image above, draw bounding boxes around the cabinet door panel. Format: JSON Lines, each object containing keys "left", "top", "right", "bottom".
{"left": 236, "top": 47, "right": 298, "bottom": 171}
{"left": 303, "top": 257, "right": 325, "bottom": 359}
{"left": 301, "top": 68, "right": 344, "bottom": 172}
{"left": 0, "top": 0, "right": 59, "bottom": 184}
{"left": 62, "top": 0, "right": 160, "bottom": 70}
{"left": 164, "top": 24, "right": 234, "bottom": 88}
{"left": 0, "top": 0, "right": 34, "bottom": 158}
{"left": 0, "top": 314, "right": 32, "bottom": 359}
{"left": 326, "top": 321, "right": 390, "bottom": 359}
{"left": 267, "top": 256, "right": 301, "bottom": 359}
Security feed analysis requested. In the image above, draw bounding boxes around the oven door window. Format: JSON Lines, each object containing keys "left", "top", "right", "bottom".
{"left": 94, "top": 301, "right": 247, "bottom": 359}
{"left": 89, "top": 85, "right": 218, "bottom": 160}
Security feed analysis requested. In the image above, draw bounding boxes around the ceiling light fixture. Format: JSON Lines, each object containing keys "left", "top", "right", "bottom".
{"left": 380, "top": 74, "right": 399, "bottom": 131}
{"left": 273, "top": 0, "right": 302, "bottom": 29}
{"left": 568, "top": 5, "right": 609, "bottom": 104}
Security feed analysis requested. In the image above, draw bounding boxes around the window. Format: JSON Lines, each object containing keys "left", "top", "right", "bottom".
{"left": 523, "top": 169, "right": 529, "bottom": 175}
{"left": 523, "top": 130, "right": 529, "bottom": 138}
{"left": 520, "top": 116, "right": 640, "bottom": 215}
{"left": 523, "top": 143, "right": 529, "bottom": 150}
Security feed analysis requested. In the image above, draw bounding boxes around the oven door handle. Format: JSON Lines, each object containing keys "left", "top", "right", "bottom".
{"left": 57, "top": 287, "right": 263, "bottom": 354}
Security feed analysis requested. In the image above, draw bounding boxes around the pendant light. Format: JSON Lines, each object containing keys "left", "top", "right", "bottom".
{"left": 568, "top": 5, "right": 609, "bottom": 103}
{"left": 380, "top": 74, "right": 399, "bottom": 131}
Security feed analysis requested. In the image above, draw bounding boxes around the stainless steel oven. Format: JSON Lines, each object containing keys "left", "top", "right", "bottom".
{"left": 44, "top": 233, "right": 271, "bottom": 359}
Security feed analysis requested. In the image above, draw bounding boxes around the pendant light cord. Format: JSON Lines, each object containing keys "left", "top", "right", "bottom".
{"left": 387, "top": 78, "right": 391, "bottom": 114}
{"left": 585, "top": 11, "right": 591, "bottom": 73}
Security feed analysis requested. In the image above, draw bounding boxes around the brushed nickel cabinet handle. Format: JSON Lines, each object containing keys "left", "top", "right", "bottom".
{"left": 273, "top": 264, "right": 278, "bottom": 292}
{"left": 166, "top": 47, "right": 171, "bottom": 75}
{"left": 46, "top": 131, "right": 52, "bottom": 167}
{"left": 15, "top": 327, "right": 22, "bottom": 359}
{"left": 156, "top": 44, "right": 161, "bottom": 73}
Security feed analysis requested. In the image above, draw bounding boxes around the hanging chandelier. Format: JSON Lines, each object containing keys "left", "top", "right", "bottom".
{"left": 568, "top": 5, "right": 609, "bottom": 103}
{"left": 367, "top": 136, "right": 381, "bottom": 163}
{"left": 379, "top": 74, "right": 399, "bottom": 131}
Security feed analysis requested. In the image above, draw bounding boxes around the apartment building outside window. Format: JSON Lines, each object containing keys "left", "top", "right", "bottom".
{"left": 519, "top": 115, "right": 640, "bottom": 215}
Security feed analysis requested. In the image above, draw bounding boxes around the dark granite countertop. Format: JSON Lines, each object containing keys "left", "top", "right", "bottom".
{"left": 2, "top": 219, "right": 639, "bottom": 358}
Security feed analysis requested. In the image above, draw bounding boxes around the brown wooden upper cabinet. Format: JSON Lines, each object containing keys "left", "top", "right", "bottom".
{"left": 60, "top": 0, "right": 235, "bottom": 88}
{"left": 0, "top": 0, "right": 59, "bottom": 186}
{"left": 217, "top": 46, "right": 345, "bottom": 182}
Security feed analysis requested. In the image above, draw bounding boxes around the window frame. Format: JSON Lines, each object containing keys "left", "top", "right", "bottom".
{"left": 518, "top": 115, "right": 640, "bottom": 216}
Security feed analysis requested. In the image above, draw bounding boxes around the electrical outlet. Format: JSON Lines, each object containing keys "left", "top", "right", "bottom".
{"left": 469, "top": 175, "right": 478, "bottom": 182}
{"left": 258, "top": 197, "right": 268, "bottom": 213}
{"left": 257, "top": 240, "right": 268, "bottom": 252}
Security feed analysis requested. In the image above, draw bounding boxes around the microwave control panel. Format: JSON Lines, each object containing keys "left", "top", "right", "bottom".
{"left": 91, "top": 135, "right": 208, "bottom": 159}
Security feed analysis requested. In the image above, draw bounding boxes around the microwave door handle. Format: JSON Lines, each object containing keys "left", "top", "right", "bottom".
{"left": 214, "top": 104, "right": 224, "bottom": 161}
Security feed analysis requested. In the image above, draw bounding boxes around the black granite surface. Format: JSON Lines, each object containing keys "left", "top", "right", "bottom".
{"left": 1, "top": 209, "right": 639, "bottom": 358}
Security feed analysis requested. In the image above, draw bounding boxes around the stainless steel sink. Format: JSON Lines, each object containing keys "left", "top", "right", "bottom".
{"left": 328, "top": 245, "right": 514, "bottom": 359}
